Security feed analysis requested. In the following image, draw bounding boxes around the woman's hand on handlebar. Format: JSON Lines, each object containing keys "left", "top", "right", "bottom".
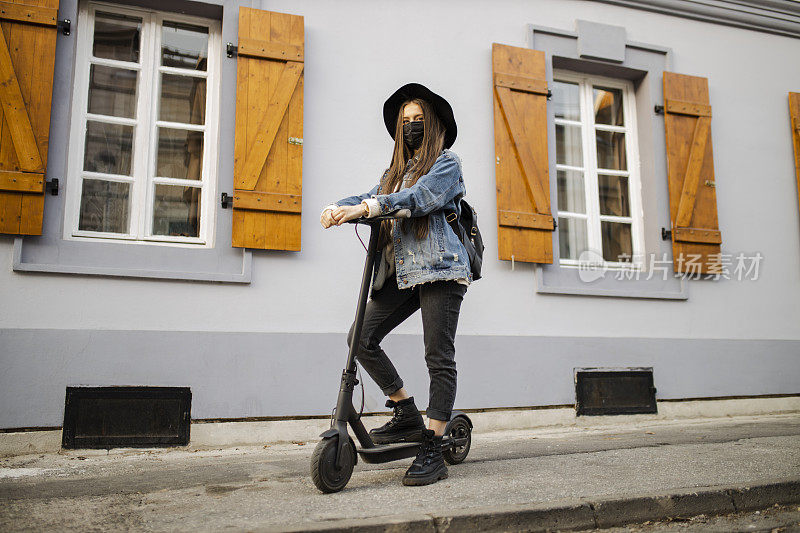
{"left": 330, "top": 204, "right": 367, "bottom": 226}
{"left": 320, "top": 207, "right": 337, "bottom": 229}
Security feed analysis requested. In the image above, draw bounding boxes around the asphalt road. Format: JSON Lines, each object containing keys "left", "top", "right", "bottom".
{"left": 1, "top": 414, "right": 799, "bottom": 532}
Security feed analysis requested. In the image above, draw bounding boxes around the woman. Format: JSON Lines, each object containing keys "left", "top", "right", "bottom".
{"left": 320, "top": 83, "right": 471, "bottom": 486}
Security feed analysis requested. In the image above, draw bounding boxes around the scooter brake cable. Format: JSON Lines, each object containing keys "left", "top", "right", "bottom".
{"left": 354, "top": 224, "right": 368, "bottom": 252}
{"left": 356, "top": 361, "right": 365, "bottom": 421}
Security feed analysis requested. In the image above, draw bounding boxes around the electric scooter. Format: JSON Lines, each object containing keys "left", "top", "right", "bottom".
{"left": 311, "top": 211, "right": 473, "bottom": 493}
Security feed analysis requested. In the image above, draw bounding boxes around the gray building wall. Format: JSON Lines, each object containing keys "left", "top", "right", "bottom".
{"left": 1, "top": 0, "right": 799, "bottom": 429}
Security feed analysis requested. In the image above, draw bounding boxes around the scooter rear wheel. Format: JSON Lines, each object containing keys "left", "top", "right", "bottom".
{"left": 311, "top": 436, "right": 355, "bottom": 493}
{"left": 442, "top": 417, "right": 471, "bottom": 465}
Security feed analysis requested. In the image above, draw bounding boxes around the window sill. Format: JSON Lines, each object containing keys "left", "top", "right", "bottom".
{"left": 13, "top": 237, "right": 252, "bottom": 283}
{"left": 66, "top": 232, "right": 210, "bottom": 248}
{"left": 535, "top": 263, "right": 688, "bottom": 300}
{"left": 558, "top": 259, "right": 646, "bottom": 271}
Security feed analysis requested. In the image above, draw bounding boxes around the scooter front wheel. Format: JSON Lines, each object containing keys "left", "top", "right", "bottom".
{"left": 311, "top": 436, "right": 355, "bottom": 493}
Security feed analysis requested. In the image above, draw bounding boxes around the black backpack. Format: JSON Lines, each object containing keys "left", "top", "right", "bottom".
{"left": 446, "top": 198, "right": 484, "bottom": 281}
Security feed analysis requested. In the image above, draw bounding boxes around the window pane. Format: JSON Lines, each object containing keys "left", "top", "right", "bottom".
{"left": 593, "top": 86, "right": 624, "bottom": 126}
{"left": 161, "top": 21, "right": 208, "bottom": 71}
{"left": 159, "top": 73, "right": 206, "bottom": 125}
{"left": 152, "top": 184, "right": 201, "bottom": 237}
{"left": 156, "top": 128, "right": 204, "bottom": 180}
{"left": 595, "top": 130, "right": 627, "bottom": 170}
{"left": 557, "top": 169, "right": 585, "bottom": 214}
{"left": 558, "top": 216, "right": 588, "bottom": 260}
{"left": 93, "top": 11, "right": 141, "bottom": 63}
{"left": 601, "top": 221, "right": 633, "bottom": 262}
{"left": 556, "top": 124, "right": 583, "bottom": 167}
{"left": 78, "top": 179, "right": 130, "bottom": 233}
{"left": 88, "top": 64, "right": 137, "bottom": 118}
{"left": 552, "top": 80, "right": 580, "bottom": 121}
{"left": 598, "top": 174, "right": 630, "bottom": 217}
{"left": 83, "top": 120, "right": 134, "bottom": 175}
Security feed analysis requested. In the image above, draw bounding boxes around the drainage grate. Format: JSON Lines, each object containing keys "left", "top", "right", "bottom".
{"left": 62, "top": 386, "right": 191, "bottom": 449}
{"left": 574, "top": 368, "right": 657, "bottom": 416}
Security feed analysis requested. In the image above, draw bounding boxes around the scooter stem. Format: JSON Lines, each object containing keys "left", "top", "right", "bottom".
{"left": 326, "top": 215, "right": 409, "bottom": 464}
{"left": 344, "top": 220, "right": 381, "bottom": 374}
{"left": 326, "top": 219, "right": 382, "bottom": 464}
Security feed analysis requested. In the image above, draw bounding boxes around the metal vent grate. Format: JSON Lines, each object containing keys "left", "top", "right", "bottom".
{"left": 574, "top": 368, "right": 657, "bottom": 416}
{"left": 62, "top": 386, "right": 191, "bottom": 449}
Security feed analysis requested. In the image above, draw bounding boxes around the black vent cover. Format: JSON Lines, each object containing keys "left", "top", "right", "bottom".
{"left": 575, "top": 368, "right": 657, "bottom": 416}
{"left": 62, "top": 386, "right": 191, "bottom": 449}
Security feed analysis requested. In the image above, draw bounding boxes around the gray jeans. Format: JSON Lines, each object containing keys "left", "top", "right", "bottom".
{"left": 346, "top": 275, "right": 467, "bottom": 421}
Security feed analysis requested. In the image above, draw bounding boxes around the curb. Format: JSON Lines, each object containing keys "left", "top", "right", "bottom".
{"left": 261, "top": 479, "right": 800, "bottom": 532}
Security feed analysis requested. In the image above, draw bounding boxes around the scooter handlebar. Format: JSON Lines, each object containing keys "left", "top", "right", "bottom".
{"left": 345, "top": 208, "right": 411, "bottom": 225}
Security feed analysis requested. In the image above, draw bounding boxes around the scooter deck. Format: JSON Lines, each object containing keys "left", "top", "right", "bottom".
{"left": 356, "top": 437, "right": 454, "bottom": 464}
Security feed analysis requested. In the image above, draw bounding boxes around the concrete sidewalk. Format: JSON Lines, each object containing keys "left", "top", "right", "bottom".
{"left": 1, "top": 414, "right": 799, "bottom": 532}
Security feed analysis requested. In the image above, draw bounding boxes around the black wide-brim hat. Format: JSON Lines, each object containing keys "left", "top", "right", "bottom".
{"left": 383, "top": 82, "right": 457, "bottom": 149}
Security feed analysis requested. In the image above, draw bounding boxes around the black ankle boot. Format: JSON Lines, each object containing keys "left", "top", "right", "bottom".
{"left": 368, "top": 396, "right": 426, "bottom": 444}
{"left": 402, "top": 428, "right": 448, "bottom": 486}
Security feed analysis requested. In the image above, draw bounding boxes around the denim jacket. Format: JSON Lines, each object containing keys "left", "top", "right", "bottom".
{"left": 331, "top": 149, "right": 471, "bottom": 290}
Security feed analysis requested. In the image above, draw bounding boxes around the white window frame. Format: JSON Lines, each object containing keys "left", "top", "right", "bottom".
{"left": 553, "top": 70, "right": 645, "bottom": 270}
{"left": 63, "top": 0, "right": 221, "bottom": 248}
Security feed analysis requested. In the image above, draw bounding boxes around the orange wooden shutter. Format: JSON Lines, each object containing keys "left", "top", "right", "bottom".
{"left": 663, "top": 72, "right": 722, "bottom": 274}
{"left": 790, "top": 92, "right": 800, "bottom": 221}
{"left": 492, "top": 43, "right": 555, "bottom": 264}
{"left": 0, "top": 0, "right": 58, "bottom": 235}
{"left": 231, "top": 7, "right": 303, "bottom": 250}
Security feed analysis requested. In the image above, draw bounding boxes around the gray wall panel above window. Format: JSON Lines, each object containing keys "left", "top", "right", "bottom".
{"left": 576, "top": 19, "right": 627, "bottom": 63}
{"left": 113, "top": 0, "right": 223, "bottom": 20}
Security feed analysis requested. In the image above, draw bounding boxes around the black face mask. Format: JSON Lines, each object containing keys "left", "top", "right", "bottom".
{"left": 402, "top": 121, "right": 424, "bottom": 150}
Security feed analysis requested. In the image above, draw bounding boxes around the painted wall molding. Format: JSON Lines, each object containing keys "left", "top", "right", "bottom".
{"left": 593, "top": 0, "right": 800, "bottom": 38}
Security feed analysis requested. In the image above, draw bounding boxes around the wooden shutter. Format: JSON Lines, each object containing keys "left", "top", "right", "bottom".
{"left": 492, "top": 43, "right": 554, "bottom": 263}
{"left": 790, "top": 92, "right": 800, "bottom": 221}
{"left": 231, "top": 7, "right": 303, "bottom": 250}
{"left": 663, "top": 72, "right": 721, "bottom": 274}
{"left": 0, "top": 0, "right": 58, "bottom": 235}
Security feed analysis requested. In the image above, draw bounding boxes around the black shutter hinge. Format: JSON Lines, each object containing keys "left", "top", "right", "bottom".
{"left": 46, "top": 178, "right": 59, "bottom": 195}
{"left": 661, "top": 227, "right": 671, "bottom": 240}
{"left": 226, "top": 42, "right": 238, "bottom": 58}
{"left": 221, "top": 192, "right": 233, "bottom": 209}
{"left": 57, "top": 19, "right": 71, "bottom": 36}
{"left": 654, "top": 104, "right": 664, "bottom": 115}
{"left": 546, "top": 89, "right": 552, "bottom": 100}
